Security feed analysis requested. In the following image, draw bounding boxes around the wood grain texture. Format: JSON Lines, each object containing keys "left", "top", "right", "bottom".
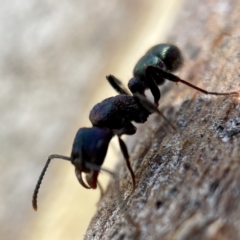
{"left": 85, "top": 0, "right": 240, "bottom": 239}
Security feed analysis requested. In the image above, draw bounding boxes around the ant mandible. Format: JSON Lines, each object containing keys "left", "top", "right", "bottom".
{"left": 106, "top": 43, "right": 239, "bottom": 105}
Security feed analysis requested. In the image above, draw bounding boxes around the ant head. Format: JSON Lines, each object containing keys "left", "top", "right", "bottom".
{"left": 71, "top": 127, "right": 113, "bottom": 185}
{"left": 128, "top": 77, "right": 146, "bottom": 95}
{"left": 71, "top": 128, "right": 113, "bottom": 167}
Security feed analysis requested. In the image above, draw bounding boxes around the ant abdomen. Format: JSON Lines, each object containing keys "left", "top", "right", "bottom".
{"left": 128, "top": 44, "right": 184, "bottom": 101}
{"left": 146, "top": 43, "right": 183, "bottom": 72}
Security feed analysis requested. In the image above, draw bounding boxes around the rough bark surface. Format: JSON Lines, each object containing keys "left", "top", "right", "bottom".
{"left": 85, "top": 0, "right": 240, "bottom": 239}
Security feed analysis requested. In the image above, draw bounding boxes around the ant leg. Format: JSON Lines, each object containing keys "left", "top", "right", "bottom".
{"left": 75, "top": 168, "right": 91, "bottom": 189}
{"left": 106, "top": 75, "right": 131, "bottom": 95}
{"left": 134, "top": 93, "right": 176, "bottom": 130}
{"left": 32, "top": 154, "right": 71, "bottom": 211}
{"left": 149, "top": 66, "right": 240, "bottom": 96}
{"left": 116, "top": 134, "right": 136, "bottom": 194}
{"left": 145, "top": 67, "right": 161, "bottom": 106}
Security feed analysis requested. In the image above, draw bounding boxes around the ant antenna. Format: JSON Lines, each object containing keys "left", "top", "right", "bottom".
{"left": 32, "top": 154, "right": 71, "bottom": 211}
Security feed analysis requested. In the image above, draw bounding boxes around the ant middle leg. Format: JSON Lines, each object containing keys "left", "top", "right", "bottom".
{"left": 134, "top": 93, "right": 176, "bottom": 130}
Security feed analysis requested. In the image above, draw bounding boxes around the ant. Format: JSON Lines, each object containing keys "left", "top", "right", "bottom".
{"left": 32, "top": 91, "right": 166, "bottom": 210}
{"left": 32, "top": 43, "right": 239, "bottom": 211}
{"left": 106, "top": 43, "right": 239, "bottom": 105}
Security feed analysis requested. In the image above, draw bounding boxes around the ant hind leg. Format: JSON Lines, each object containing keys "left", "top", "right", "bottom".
{"left": 148, "top": 66, "right": 240, "bottom": 96}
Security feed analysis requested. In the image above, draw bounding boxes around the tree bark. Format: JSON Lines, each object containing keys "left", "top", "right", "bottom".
{"left": 85, "top": 0, "right": 240, "bottom": 239}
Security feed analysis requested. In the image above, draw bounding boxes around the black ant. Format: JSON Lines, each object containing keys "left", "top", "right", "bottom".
{"left": 106, "top": 43, "right": 239, "bottom": 105}
{"left": 32, "top": 43, "right": 239, "bottom": 211}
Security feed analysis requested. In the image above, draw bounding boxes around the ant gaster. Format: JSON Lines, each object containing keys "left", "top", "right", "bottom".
{"left": 106, "top": 43, "right": 239, "bottom": 105}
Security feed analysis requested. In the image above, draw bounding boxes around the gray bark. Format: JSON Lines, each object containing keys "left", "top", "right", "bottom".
{"left": 85, "top": 0, "right": 240, "bottom": 239}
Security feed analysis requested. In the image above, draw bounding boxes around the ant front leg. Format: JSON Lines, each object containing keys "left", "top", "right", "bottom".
{"left": 75, "top": 168, "right": 91, "bottom": 189}
{"left": 148, "top": 66, "right": 240, "bottom": 96}
{"left": 145, "top": 66, "right": 162, "bottom": 106}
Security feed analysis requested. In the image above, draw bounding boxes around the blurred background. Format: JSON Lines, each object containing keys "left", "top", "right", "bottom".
{"left": 0, "top": 1, "right": 185, "bottom": 239}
